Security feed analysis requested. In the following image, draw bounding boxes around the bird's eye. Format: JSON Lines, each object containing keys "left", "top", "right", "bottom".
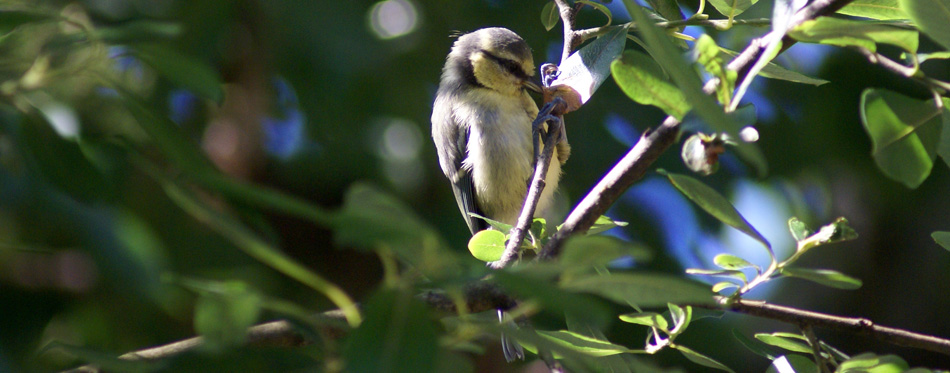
{"left": 482, "top": 51, "right": 529, "bottom": 80}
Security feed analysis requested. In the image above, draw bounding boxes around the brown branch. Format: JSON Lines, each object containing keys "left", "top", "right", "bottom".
{"left": 700, "top": 298, "right": 950, "bottom": 357}
{"left": 538, "top": 0, "right": 857, "bottom": 260}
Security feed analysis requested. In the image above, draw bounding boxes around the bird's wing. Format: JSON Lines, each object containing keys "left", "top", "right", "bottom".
{"left": 432, "top": 94, "right": 488, "bottom": 235}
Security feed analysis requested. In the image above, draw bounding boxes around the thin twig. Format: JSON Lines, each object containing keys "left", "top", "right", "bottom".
{"left": 854, "top": 47, "right": 950, "bottom": 94}
{"left": 575, "top": 18, "right": 773, "bottom": 44}
{"left": 490, "top": 112, "right": 563, "bottom": 269}
{"left": 802, "top": 325, "right": 833, "bottom": 373}
{"left": 706, "top": 298, "right": 950, "bottom": 356}
{"left": 538, "top": 0, "right": 857, "bottom": 260}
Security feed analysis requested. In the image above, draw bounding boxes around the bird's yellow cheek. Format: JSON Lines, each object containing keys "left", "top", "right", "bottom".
{"left": 471, "top": 53, "right": 520, "bottom": 95}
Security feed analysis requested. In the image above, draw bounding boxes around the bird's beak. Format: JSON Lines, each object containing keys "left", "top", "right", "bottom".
{"left": 523, "top": 80, "right": 542, "bottom": 93}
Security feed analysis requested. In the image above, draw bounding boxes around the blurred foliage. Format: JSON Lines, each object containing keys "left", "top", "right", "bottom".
{"left": 1, "top": 0, "right": 950, "bottom": 372}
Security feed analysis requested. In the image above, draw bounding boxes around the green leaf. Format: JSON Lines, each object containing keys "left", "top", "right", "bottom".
{"left": 537, "top": 330, "right": 631, "bottom": 356}
{"left": 577, "top": 0, "right": 613, "bottom": 27}
{"left": 766, "top": 355, "right": 819, "bottom": 373}
{"left": 561, "top": 235, "right": 652, "bottom": 269}
{"left": 618, "top": 312, "right": 669, "bottom": 330}
{"left": 668, "top": 303, "right": 691, "bottom": 334}
{"left": 0, "top": 9, "right": 53, "bottom": 34}
{"left": 685, "top": 268, "right": 748, "bottom": 283}
{"left": 468, "top": 229, "right": 506, "bottom": 262}
{"left": 470, "top": 213, "right": 512, "bottom": 232}
{"left": 713, "top": 253, "right": 756, "bottom": 270}
{"left": 585, "top": 214, "right": 630, "bottom": 235}
{"left": 755, "top": 333, "right": 813, "bottom": 354}
{"left": 624, "top": 2, "right": 767, "bottom": 177}
{"left": 343, "top": 289, "right": 439, "bottom": 373}
{"left": 787, "top": 217, "right": 812, "bottom": 242}
{"left": 611, "top": 50, "right": 690, "bottom": 119}
{"left": 541, "top": 1, "right": 560, "bottom": 31}
{"left": 42, "top": 342, "right": 155, "bottom": 373}
{"left": 789, "top": 17, "right": 919, "bottom": 53}
{"left": 838, "top": 0, "right": 909, "bottom": 20}
{"left": 695, "top": 35, "right": 737, "bottom": 106}
{"left": 335, "top": 183, "right": 461, "bottom": 279}
{"left": 780, "top": 267, "right": 863, "bottom": 290}
{"left": 495, "top": 270, "right": 612, "bottom": 325}
{"left": 660, "top": 170, "right": 771, "bottom": 249}
{"left": 561, "top": 272, "right": 715, "bottom": 307}
{"left": 193, "top": 281, "right": 263, "bottom": 350}
{"left": 860, "top": 89, "right": 942, "bottom": 188}
{"left": 675, "top": 345, "right": 735, "bottom": 372}
{"left": 933, "top": 231, "right": 950, "bottom": 252}
{"left": 939, "top": 99, "right": 950, "bottom": 168}
{"left": 901, "top": 0, "right": 950, "bottom": 51}
{"left": 707, "top": 0, "right": 760, "bottom": 18}
{"left": 551, "top": 25, "right": 627, "bottom": 105}
{"left": 711, "top": 281, "right": 739, "bottom": 292}
{"left": 839, "top": 352, "right": 910, "bottom": 373}
{"left": 94, "top": 21, "right": 182, "bottom": 44}
{"left": 132, "top": 44, "right": 224, "bottom": 102}
{"left": 732, "top": 329, "right": 775, "bottom": 359}
{"left": 645, "top": 0, "right": 684, "bottom": 22}
{"left": 719, "top": 49, "right": 828, "bottom": 86}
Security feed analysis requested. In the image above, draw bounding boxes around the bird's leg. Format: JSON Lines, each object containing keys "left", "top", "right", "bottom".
{"left": 531, "top": 100, "right": 563, "bottom": 166}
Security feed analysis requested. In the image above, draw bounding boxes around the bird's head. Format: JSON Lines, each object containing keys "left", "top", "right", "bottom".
{"left": 450, "top": 28, "right": 541, "bottom": 96}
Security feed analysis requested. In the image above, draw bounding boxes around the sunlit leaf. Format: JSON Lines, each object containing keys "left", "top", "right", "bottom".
{"left": 933, "top": 231, "right": 950, "bottom": 252}
{"left": 839, "top": 352, "right": 910, "bottom": 373}
{"left": 766, "top": 355, "right": 819, "bottom": 373}
{"left": 537, "top": 330, "right": 631, "bottom": 356}
{"left": 838, "top": 0, "right": 909, "bottom": 20}
{"left": 343, "top": 289, "right": 439, "bottom": 373}
{"left": 755, "top": 333, "right": 812, "bottom": 354}
{"left": 660, "top": 170, "right": 771, "bottom": 250}
{"left": 468, "top": 229, "right": 506, "bottom": 262}
{"left": 860, "top": 89, "right": 941, "bottom": 188}
{"left": 787, "top": 217, "right": 812, "bottom": 242}
{"left": 713, "top": 253, "right": 756, "bottom": 270}
{"left": 561, "top": 272, "right": 715, "bottom": 307}
{"left": 707, "top": 0, "right": 760, "bottom": 18}
{"left": 548, "top": 25, "right": 627, "bottom": 111}
{"left": 541, "top": 1, "right": 560, "bottom": 31}
{"left": 619, "top": 312, "right": 669, "bottom": 330}
{"left": 900, "top": 0, "right": 950, "bottom": 51}
{"left": 585, "top": 214, "right": 630, "bottom": 235}
{"left": 780, "top": 267, "right": 863, "bottom": 290}
{"left": 789, "top": 17, "right": 919, "bottom": 53}
{"left": 676, "top": 345, "right": 735, "bottom": 372}
{"left": 611, "top": 50, "right": 690, "bottom": 119}
{"left": 711, "top": 281, "right": 739, "bottom": 292}
{"left": 695, "top": 35, "right": 736, "bottom": 106}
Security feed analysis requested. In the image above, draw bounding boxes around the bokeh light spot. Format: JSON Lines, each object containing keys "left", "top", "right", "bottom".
{"left": 368, "top": 0, "right": 419, "bottom": 40}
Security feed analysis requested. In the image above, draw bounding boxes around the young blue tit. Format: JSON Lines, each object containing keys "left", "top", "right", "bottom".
{"left": 431, "top": 27, "right": 570, "bottom": 235}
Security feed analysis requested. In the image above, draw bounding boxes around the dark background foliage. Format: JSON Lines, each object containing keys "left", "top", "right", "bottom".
{"left": 1, "top": 0, "right": 948, "bottom": 371}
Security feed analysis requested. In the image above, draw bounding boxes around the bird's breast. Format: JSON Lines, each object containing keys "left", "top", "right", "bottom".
{"left": 455, "top": 89, "right": 560, "bottom": 225}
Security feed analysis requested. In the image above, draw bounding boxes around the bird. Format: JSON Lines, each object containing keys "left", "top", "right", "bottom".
{"left": 431, "top": 27, "right": 570, "bottom": 237}
{"left": 431, "top": 27, "right": 571, "bottom": 363}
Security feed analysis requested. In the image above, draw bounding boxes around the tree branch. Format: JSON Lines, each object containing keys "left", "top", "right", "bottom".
{"left": 699, "top": 298, "right": 950, "bottom": 357}
{"left": 538, "top": 0, "right": 857, "bottom": 260}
